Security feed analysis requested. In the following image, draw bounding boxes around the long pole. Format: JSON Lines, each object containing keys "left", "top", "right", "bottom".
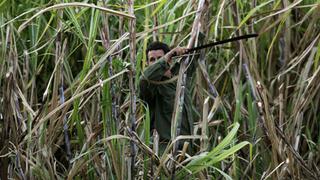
{"left": 171, "top": 34, "right": 258, "bottom": 57}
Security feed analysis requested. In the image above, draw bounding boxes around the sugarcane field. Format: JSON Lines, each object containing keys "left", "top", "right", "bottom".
{"left": 0, "top": 0, "right": 320, "bottom": 179}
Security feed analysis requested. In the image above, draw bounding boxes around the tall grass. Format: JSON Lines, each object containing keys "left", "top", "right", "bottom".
{"left": 1, "top": 0, "right": 320, "bottom": 179}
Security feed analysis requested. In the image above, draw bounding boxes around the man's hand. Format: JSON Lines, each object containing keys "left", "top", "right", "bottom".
{"left": 163, "top": 70, "right": 172, "bottom": 78}
{"left": 165, "top": 46, "right": 188, "bottom": 65}
{"left": 171, "top": 47, "right": 188, "bottom": 56}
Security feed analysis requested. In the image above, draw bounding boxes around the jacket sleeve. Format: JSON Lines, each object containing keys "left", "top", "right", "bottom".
{"left": 139, "top": 58, "right": 170, "bottom": 103}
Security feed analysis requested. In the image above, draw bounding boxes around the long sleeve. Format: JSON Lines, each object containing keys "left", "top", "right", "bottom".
{"left": 139, "top": 58, "right": 170, "bottom": 103}
{"left": 140, "top": 59, "right": 170, "bottom": 81}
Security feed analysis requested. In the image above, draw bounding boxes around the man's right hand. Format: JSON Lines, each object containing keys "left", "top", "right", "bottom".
{"left": 165, "top": 47, "right": 188, "bottom": 65}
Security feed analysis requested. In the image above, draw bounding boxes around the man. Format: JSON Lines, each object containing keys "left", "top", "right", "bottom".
{"left": 139, "top": 42, "right": 196, "bottom": 152}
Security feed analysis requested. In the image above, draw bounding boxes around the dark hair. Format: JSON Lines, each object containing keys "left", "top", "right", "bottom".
{"left": 146, "top": 42, "right": 170, "bottom": 56}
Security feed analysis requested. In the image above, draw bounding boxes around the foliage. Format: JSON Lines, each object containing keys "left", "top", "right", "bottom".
{"left": 0, "top": 0, "right": 320, "bottom": 179}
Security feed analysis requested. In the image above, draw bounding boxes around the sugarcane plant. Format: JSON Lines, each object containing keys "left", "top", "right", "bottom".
{"left": 0, "top": 0, "right": 320, "bottom": 179}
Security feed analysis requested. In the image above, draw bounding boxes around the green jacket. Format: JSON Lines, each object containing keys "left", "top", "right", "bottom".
{"left": 139, "top": 58, "right": 195, "bottom": 141}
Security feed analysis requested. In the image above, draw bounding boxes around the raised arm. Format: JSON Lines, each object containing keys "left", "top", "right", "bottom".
{"left": 139, "top": 58, "right": 170, "bottom": 105}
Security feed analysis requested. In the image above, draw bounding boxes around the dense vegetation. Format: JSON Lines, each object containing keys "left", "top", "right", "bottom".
{"left": 0, "top": 0, "right": 319, "bottom": 179}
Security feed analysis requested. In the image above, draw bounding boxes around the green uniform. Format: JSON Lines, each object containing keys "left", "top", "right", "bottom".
{"left": 139, "top": 58, "right": 195, "bottom": 141}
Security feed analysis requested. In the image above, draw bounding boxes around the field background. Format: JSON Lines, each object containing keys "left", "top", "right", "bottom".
{"left": 0, "top": 0, "right": 320, "bottom": 179}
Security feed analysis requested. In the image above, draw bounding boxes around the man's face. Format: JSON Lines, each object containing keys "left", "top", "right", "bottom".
{"left": 147, "top": 49, "right": 165, "bottom": 66}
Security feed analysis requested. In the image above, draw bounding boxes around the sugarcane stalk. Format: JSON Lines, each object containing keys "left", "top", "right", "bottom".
{"left": 170, "top": 0, "right": 207, "bottom": 178}
{"left": 59, "top": 39, "right": 72, "bottom": 162}
{"left": 128, "top": 0, "right": 137, "bottom": 178}
{"left": 100, "top": 1, "right": 118, "bottom": 133}
{"left": 54, "top": 10, "right": 72, "bottom": 162}
{"left": 200, "top": 97, "right": 209, "bottom": 152}
{"left": 151, "top": 129, "right": 159, "bottom": 179}
{"left": 177, "top": 142, "right": 189, "bottom": 163}
{"left": 171, "top": 0, "right": 206, "bottom": 145}
{"left": 151, "top": 2, "right": 159, "bottom": 42}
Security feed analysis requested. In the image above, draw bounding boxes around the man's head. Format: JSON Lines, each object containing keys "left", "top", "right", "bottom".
{"left": 146, "top": 42, "right": 170, "bottom": 65}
